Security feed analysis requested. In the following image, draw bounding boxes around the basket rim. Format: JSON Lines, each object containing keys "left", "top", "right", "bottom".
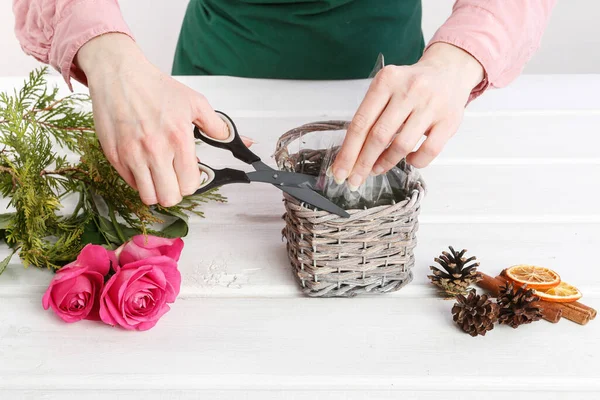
{"left": 281, "top": 180, "right": 425, "bottom": 218}
{"left": 273, "top": 119, "right": 427, "bottom": 218}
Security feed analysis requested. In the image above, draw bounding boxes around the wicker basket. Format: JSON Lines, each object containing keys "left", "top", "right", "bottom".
{"left": 273, "top": 121, "right": 426, "bottom": 297}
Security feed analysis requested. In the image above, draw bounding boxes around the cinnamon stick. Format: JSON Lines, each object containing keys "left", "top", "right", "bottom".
{"left": 498, "top": 269, "right": 596, "bottom": 324}
{"left": 562, "top": 301, "right": 596, "bottom": 320}
{"left": 530, "top": 300, "right": 563, "bottom": 324}
{"left": 558, "top": 304, "right": 590, "bottom": 326}
{"left": 477, "top": 273, "right": 505, "bottom": 297}
{"left": 476, "top": 273, "right": 562, "bottom": 323}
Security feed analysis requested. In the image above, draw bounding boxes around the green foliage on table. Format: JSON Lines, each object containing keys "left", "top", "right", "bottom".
{"left": 0, "top": 68, "right": 224, "bottom": 273}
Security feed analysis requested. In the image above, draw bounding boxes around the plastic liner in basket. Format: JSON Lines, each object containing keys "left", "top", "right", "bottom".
{"left": 274, "top": 122, "right": 422, "bottom": 210}
{"left": 273, "top": 120, "right": 426, "bottom": 297}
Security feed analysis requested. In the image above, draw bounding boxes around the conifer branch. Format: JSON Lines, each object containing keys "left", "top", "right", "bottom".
{"left": 0, "top": 165, "right": 21, "bottom": 187}
{"left": 0, "top": 67, "right": 225, "bottom": 272}
{"left": 40, "top": 167, "right": 89, "bottom": 177}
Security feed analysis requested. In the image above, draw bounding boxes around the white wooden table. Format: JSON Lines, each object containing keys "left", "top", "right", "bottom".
{"left": 0, "top": 75, "right": 599, "bottom": 400}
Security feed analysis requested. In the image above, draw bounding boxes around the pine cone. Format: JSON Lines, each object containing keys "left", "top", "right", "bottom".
{"left": 452, "top": 289, "right": 499, "bottom": 337}
{"left": 428, "top": 246, "right": 482, "bottom": 296}
{"left": 497, "top": 282, "right": 542, "bottom": 328}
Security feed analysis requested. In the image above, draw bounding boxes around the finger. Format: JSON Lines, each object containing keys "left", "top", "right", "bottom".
{"left": 114, "top": 162, "right": 138, "bottom": 191}
{"left": 150, "top": 153, "right": 182, "bottom": 207}
{"left": 173, "top": 129, "right": 202, "bottom": 197}
{"left": 101, "top": 142, "right": 138, "bottom": 190}
{"left": 128, "top": 160, "right": 157, "bottom": 205}
{"left": 94, "top": 113, "right": 138, "bottom": 190}
{"left": 331, "top": 82, "right": 392, "bottom": 184}
{"left": 191, "top": 93, "right": 229, "bottom": 140}
{"left": 372, "top": 110, "right": 433, "bottom": 173}
{"left": 241, "top": 136, "right": 255, "bottom": 147}
{"left": 406, "top": 121, "right": 456, "bottom": 168}
{"left": 347, "top": 97, "right": 412, "bottom": 190}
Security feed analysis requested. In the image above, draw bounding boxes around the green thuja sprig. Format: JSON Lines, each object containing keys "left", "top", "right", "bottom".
{"left": 0, "top": 67, "right": 225, "bottom": 272}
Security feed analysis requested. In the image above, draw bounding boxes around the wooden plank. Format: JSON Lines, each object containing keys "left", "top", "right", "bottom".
{"left": 181, "top": 164, "right": 600, "bottom": 219}
{"left": 418, "top": 164, "right": 600, "bottom": 218}
{"left": 2, "top": 222, "right": 599, "bottom": 298}
{"left": 226, "top": 114, "right": 600, "bottom": 161}
{"left": 1, "top": 75, "right": 600, "bottom": 117}
{"left": 179, "top": 75, "right": 600, "bottom": 115}
{"left": 0, "top": 296, "right": 598, "bottom": 393}
{"left": 0, "top": 391, "right": 588, "bottom": 400}
{"left": 176, "top": 158, "right": 600, "bottom": 219}
{"left": 193, "top": 75, "right": 600, "bottom": 114}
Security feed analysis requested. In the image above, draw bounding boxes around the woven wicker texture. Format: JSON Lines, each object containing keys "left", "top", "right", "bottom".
{"left": 274, "top": 121, "right": 426, "bottom": 297}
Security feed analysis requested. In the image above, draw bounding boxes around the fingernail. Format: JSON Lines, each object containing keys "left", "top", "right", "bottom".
{"left": 371, "top": 165, "right": 384, "bottom": 176}
{"left": 347, "top": 174, "right": 362, "bottom": 192}
{"left": 241, "top": 135, "right": 257, "bottom": 144}
{"left": 325, "top": 166, "right": 333, "bottom": 178}
{"left": 333, "top": 168, "right": 348, "bottom": 185}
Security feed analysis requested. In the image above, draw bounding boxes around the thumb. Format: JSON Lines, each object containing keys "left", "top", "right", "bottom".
{"left": 191, "top": 93, "right": 229, "bottom": 140}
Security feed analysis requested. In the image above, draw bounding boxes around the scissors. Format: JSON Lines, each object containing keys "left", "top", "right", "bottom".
{"left": 193, "top": 111, "right": 350, "bottom": 218}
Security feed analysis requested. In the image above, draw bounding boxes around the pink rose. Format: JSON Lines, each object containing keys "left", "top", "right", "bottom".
{"left": 117, "top": 235, "right": 184, "bottom": 265}
{"left": 99, "top": 255, "right": 181, "bottom": 331}
{"left": 42, "top": 244, "right": 115, "bottom": 323}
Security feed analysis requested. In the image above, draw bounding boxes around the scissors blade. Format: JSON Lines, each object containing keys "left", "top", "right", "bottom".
{"left": 247, "top": 169, "right": 318, "bottom": 188}
{"left": 278, "top": 185, "right": 350, "bottom": 218}
{"left": 249, "top": 161, "right": 348, "bottom": 216}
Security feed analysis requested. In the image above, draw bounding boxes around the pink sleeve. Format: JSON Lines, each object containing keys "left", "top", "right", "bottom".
{"left": 427, "top": 0, "right": 556, "bottom": 102}
{"left": 13, "top": 0, "right": 134, "bottom": 90}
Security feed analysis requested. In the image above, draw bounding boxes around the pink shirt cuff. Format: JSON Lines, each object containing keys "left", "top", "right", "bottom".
{"left": 425, "top": 1, "right": 555, "bottom": 103}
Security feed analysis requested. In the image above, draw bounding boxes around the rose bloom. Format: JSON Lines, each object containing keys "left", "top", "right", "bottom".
{"left": 99, "top": 254, "right": 182, "bottom": 331}
{"left": 42, "top": 244, "right": 115, "bottom": 322}
{"left": 117, "top": 235, "right": 184, "bottom": 265}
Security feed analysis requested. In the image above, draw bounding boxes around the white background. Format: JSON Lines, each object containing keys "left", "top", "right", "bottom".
{"left": 1, "top": 0, "right": 599, "bottom": 77}
{"left": 1, "top": 3, "right": 600, "bottom": 398}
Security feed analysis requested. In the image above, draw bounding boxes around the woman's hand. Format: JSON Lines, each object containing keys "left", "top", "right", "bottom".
{"left": 76, "top": 33, "right": 249, "bottom": 207}
{"left": 331, "top": 43, "right": 485, "bottom": 190}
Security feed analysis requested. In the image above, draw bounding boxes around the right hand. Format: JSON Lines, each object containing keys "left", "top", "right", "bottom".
{"left": 76, "top": 33, "right": 250, "bottom": 207}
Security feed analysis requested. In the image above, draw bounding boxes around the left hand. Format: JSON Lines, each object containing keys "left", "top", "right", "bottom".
{"left": 331, "top": 43, "right": 485, "bottom": 190}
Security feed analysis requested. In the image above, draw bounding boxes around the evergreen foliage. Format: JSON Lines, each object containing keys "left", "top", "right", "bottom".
{"left": 0, "top": 68, "right": 224, "bottom": 272}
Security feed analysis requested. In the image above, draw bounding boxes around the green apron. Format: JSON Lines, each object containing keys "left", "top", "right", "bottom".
{"left": 172, "top": 0, "right": 424, "bottom": 79}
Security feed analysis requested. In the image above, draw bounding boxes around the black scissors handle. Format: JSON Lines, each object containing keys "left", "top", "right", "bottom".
{"left": 195, "top": 163, "right": 251, "bottom": 195}
{"left": 194, "top": 111, "right": 260, "bottom": 165}
{"left": 193, "top": 111, "right": 351, "bottom": 218}
{"left": 194, "top": 163, "right": 314, "bottom": 195}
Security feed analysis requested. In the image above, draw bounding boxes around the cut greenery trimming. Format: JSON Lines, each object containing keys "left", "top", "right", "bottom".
{"left": 0, "top": 68, "right": 224, "bottom": 273}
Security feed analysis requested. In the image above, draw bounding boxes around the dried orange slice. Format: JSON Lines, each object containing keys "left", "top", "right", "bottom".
{"left": 534, "top": 281, "right": 582, "bottom": 303}
{"left": 504, "top": 265, "right": 561, "bottom": 290}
